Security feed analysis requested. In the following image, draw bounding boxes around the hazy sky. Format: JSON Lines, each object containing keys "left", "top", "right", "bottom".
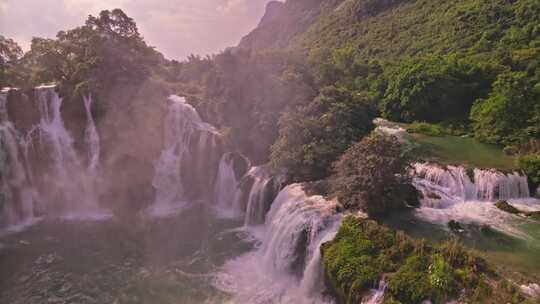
{"left": 0, "top": 0, "right": 274, "bottom": 60}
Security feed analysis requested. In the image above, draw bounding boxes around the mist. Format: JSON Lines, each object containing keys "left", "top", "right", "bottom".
{"left": 0, "top": 0, "right": 273, "bottom": 59}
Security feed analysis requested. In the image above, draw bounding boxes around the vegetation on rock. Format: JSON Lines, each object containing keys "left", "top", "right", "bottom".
{"left": 321, "top": 216, "right": 529, "bottom": 304}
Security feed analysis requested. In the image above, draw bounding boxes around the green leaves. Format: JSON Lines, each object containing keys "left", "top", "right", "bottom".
{"left": 330, "top": 132, "right": 414, "bottom": 216}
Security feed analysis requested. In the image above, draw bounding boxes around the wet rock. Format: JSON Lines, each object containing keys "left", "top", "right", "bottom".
{"left": 495, "top": 200, "right": 520, "bottom": 214}
{"left": 448, "top": 220, "right": 464, "bottom": 233}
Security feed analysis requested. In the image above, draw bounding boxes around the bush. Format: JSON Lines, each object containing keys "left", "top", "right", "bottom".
{"left": 388, "top": 254, "right": 433, "bottom": 304}
{"left": 518, "top": 154, "right": 540, "bottom": 188}
{"left": 331, "top": 132, "right": 416, "bottom": 216}
{"left": 323, "top": 217, "right": 517, "bottom": 304}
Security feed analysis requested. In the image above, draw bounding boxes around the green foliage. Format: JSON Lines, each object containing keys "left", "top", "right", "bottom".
{"left": 0, "top": 35, "right": 23, "bottom": 88}
{"left": 470, "top": 72, "right": 540, "bottom": 146}
{"left": 182, "top": 49, "right": 316, "bottom": 163}
{"left": 382, "top": 57, "right": 494, "bottom": 123}
{"left": 407, "top": 122, "right": 447, "bottom": 137}
{"left": 271, "top": 86, "right": 376, "bottom": 181}
{"left": 330, "top": 132, "right": 415, "bottom": 216}
{"left": 322, "top": 217, "right": 515, "bottom": 304}
{"left": 388, "top": 254, "right": 432, "bottom": 304}
{"left": 518, "top": 154, "right": 540, "bottom": 187}
{"left": 322, "top": 217, "right": 415, "bottom": 304}
{"left": 8, "top": 9, "right": 163, "bottom": 100}
{"left": 429, "top": 254, "right": 457, "bottom": 302}
{"left": 287, "top": 0, "right": 540, "bottom": 150}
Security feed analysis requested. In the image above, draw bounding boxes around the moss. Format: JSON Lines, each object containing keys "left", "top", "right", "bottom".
{"left": 407, "top": 122, "right": 447, "bottom": 137}
{"left": 526, "top": 211, "right": 540, "bottom": 222}
{"left": 387, "top": 254, "right": 433, "bottom": 304}
{"left": 322, "top": 217, "right": 520, "bottom": 304}
{"left": 495, "top": 200, "right": 520, "bottom": 214}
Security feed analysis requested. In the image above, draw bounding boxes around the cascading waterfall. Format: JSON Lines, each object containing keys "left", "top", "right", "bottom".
{"left": 214, "top": 153, "right": 242, "bottom": 214}
{"left": 0, "top": 89, "right": 38, "bottom": 229}
{"left": 151, "top": 95, "right": 220, "bottom": 214}
{"left": 243, "top": 166, "right": 284, "bottom": 226}
{"left": 83, "top": 94, "right": 100, "bottom": 173}
{"left": 216, "top": 184, "right": 341, "bottom": 303}
{"left": 413, "top": 162, "right": 530, "bottom": 203}
{"left": 35, "top": 86, "right": 100, "bottom": 214}
{"left": 362, "top": 280, "right": 387, "bottom": 304}
{"left": 412, "top": 162, "right": 539, "bottom": 236}
{"left": 0, "top": 85, "right": 108, "bottom": 228}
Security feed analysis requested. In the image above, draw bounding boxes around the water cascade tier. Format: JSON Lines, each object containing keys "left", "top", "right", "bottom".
{"left": 216, "top": 184, "right": 341, "bottom": 303}
{"left": 0, "top": 86, "right": 106, "bottom": 229}
{"left": 151, "top": 95, "right": 224, "bottom": 213}
{"left": 213, "top": 152, "right": 250, "bottom": 214}
{"left": 412, "top": 162, "right": 540, "bottom": 236}
{"left": 413, "top": 162, "right": 530, "bottom": 205}
{"left": 0, "top": 88, "right": 37, "bottom": 228}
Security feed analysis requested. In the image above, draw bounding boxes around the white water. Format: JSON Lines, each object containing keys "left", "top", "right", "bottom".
{"left": 216, "top": 184, "right": 340, "bottom": 304}
{"left": 0, "top": 122, "right": 37, "bottom": 228}
{"left": 0, "top": 86, "right": 110, "bottom": 230}
{"left": 36, "top": 87, "right": 104, "bottom": 216}
{"left": 244, "top": 166, "right": 284, "bottom": 226}
{"left": 0, "top": 89, "right": 38, "bottom": 229}
{"left": 413, "top": 163, "right": 530, "bottom": 203}
{"left": 412, "top": 162, "right": 540, "bottom": 237}
{"left": 213, "top": 153, "right": 243, "bottom": 217}
{"left": 83, "top": 94, "right": 100, "bottom": 173}
{"left": 150, "top": 95, "right": 220, "bottom": 216}
{"left": 362, "top": 280, "right": 387, "bottom": 304}
{"left": 373, "top": 118, "right": 408, "bottom": 142}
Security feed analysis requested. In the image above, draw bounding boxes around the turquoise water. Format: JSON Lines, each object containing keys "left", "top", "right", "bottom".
{"left": 411, "top": 134, "right": 518, "bottom": 170}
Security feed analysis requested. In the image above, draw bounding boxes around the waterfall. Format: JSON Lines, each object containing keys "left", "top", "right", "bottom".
{"left": 216, "top": 184, "right": 340, "bottom": 303}
{"left": 0, "top": 89, "right": 38, "bottom": 229}
{"left": 0, "top": 122, "right": 37, "bottom": 229}
{"left": 413, "top": 162, "right": 538, "bottom": 237}
{"left": 362, "top": 280, "right": 387, "bottom": 304}
{"left": 32, "top": 86, "right": 107, "bottom": 218}
{"left": 83, "top": 94, "right": 100, "bottom": 173}
{"left": 413, "top": 162, "right": 530, "bottom": 204}
{"left": 214, "top": 153, "right": 242, "bottom": 211}
{"left": 243, "top": 166, "right": 284, "bottom": 226}
{"left": 151, "top": 95, "right": 220, "bottom": 214}
{"left": 36, "top": 86, "right": 81, "bottom": 182}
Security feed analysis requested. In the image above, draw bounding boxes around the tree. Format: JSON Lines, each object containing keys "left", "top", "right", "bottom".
{"left": 470, "top": 71, "right": 539, "bottom": 145}
{"left": 271, "top": 86, "right": 376, "bottom": 181}
{"left": 0, "top": 36, "right": 23, "bottom": 88}
{"left": 381, "top": 56, "right": 494, "bottom": 123}
{"left": 331, "top": 132, "right": 416, "bottom": 217}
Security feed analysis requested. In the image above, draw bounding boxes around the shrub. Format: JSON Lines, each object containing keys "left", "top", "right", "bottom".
{"left": 387, "top": 254, "right": 433, "bottom": 304}
{"left": 518, "top": 154, "right": 540, "bottom": 188}
{"left": 331, "top": 132, "right": 416, "bottom": 216}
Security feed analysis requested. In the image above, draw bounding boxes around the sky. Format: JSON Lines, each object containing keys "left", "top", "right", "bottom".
{"left": 0, "top": 0, "right": 274, "bottom": 60}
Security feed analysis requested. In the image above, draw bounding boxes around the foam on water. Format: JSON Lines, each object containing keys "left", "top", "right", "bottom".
{"left": 413, "top": 162, "right": 540, "bottom": 237}
{"left": 215, "top": 184, "right": 340, "bottom": 304}
{"left": 213, "top": 153, "right": 243, "bottom": 218}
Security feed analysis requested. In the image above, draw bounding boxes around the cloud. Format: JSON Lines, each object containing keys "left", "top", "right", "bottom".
{"left": 0, "top": 0, "right": 272, "bottom": 59}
